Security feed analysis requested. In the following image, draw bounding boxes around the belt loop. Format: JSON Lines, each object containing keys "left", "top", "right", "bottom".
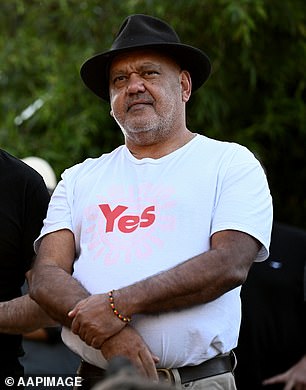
{"left": 230, "top": 350, "right": 237, "bottom": 371}
{"left": 157, "top": 368, "right": 174, "bottom": 385}
{"left": 171, "top": 368, "right": 182, "bottom": 388}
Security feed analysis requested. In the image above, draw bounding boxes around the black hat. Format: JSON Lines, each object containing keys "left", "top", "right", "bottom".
{"left": 80, "top": 14, "right": 211, "bottom": 101}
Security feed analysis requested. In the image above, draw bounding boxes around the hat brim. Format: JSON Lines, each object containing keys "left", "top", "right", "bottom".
{"left": 80, "top": 43, "right": 211, "bottom": 101}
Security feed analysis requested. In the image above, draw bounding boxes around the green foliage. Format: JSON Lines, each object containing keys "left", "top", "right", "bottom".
{"left": 0, "top": 0, "right": 305, "bottom": 227}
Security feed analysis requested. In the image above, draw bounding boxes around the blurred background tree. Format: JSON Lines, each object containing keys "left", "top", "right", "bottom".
{"left": 0, "top": 0, "right": 305, "bottom": 228}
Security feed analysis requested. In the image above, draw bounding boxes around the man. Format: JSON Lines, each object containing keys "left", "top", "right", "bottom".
{"left": 235, "top": 221, "right": 306, "bottom": 390}
{"left": 30, "top": 14, "right": 273, "bottom": 390}
{"left": 18, "top": 157, "right": 80, "bottom": 388}
{"left": 0, "top": 150, "right": 52, "bottom": 386}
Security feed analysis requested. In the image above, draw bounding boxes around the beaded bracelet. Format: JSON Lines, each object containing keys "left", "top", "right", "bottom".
{"left": 108, "top": 290, "right": 131, "bottom": 323}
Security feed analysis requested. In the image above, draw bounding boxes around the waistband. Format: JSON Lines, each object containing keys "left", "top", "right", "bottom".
{"left": 77, "top": 351, "right": 236, "bottom": 387}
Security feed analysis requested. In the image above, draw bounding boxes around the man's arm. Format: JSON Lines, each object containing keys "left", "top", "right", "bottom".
{"left": 29, "top": 229, "right": 90, "bottom": 327}
{"left": 0, "top": 294, "right": 56, "bottom": 333}
{"left": 120, "top": 229, "right": 260, "bottom": 313}
{"left": 69, "top": 229, "right": 260, "bottom": 348}
{"left": 30, "top": 228, "right": 126, "bottom": 337}
{"left": 30, "top": 228, "right": 160, "bottom": 378}
{"left": 262, "top": 355, "right": 306, "bottom": 389}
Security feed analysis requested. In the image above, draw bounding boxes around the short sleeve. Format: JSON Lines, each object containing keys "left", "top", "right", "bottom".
{"left": 211, "top": 148, "right": 273, "bottom": 261}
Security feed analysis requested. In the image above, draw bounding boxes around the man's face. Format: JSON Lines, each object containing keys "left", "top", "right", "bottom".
{"left": 109, "top": 49, "right": 189, "bottom": 146}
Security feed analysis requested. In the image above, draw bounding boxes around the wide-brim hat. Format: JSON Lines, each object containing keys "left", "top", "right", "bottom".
{"left": 80, "top": 14, "right": 211, "bottom": 101}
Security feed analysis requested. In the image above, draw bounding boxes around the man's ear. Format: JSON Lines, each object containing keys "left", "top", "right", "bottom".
{"left": 180, "top": 71, "right": 192, "bottom": 102}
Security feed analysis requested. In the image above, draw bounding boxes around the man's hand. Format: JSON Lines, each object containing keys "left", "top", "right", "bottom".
{"left": 68, "top": 293, "right": 125, "bottom": 348}
{"left": 101, "top": 326, "right": 159, "bottom": 381}
{"left": 263, "top": 355, "right": 306, "bottom": 390}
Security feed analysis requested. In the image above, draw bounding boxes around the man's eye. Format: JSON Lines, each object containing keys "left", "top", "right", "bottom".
{"left": 143, "top": 70, "right": 159, "bottom": 76}
{"left": 113, "top": 75, "right": 127, "bottom": 84}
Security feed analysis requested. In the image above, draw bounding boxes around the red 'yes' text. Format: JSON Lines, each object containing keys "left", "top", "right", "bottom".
{"left": 99, "top": 204, "right": 155, "bottom": 233}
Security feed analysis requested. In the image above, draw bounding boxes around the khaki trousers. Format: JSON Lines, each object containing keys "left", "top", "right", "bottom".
{"left": 176, "top": 372, "right": 237, "bottom": 389}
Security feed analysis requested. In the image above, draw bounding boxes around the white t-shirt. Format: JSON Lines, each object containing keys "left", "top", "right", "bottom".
{"left": 35, "top": 134, "right": 272, "bottom": 368}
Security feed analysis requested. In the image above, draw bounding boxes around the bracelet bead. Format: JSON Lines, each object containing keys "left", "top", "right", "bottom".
{"left": 108, "top": 290, "right": 131, "bottom": 323}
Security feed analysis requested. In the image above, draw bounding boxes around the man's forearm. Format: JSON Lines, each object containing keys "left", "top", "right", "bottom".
{"left": 116, "top": 231, "right": 259, "bottom": 317}
{"left": 114, "top": 251, "right": 232, "bottom": 315}
{"left": 0, "top": 294, "right": 56, "bottom": 333}
{"left": 69, "top": 230, "right": 259, "bottom": 350}
{"left": 29, "top": 264, "right": 90, "bottom": 327}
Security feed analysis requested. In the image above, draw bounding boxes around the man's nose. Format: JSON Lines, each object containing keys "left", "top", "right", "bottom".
{"left": 126, "top": 73, "right": 146, "bottom": 94}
